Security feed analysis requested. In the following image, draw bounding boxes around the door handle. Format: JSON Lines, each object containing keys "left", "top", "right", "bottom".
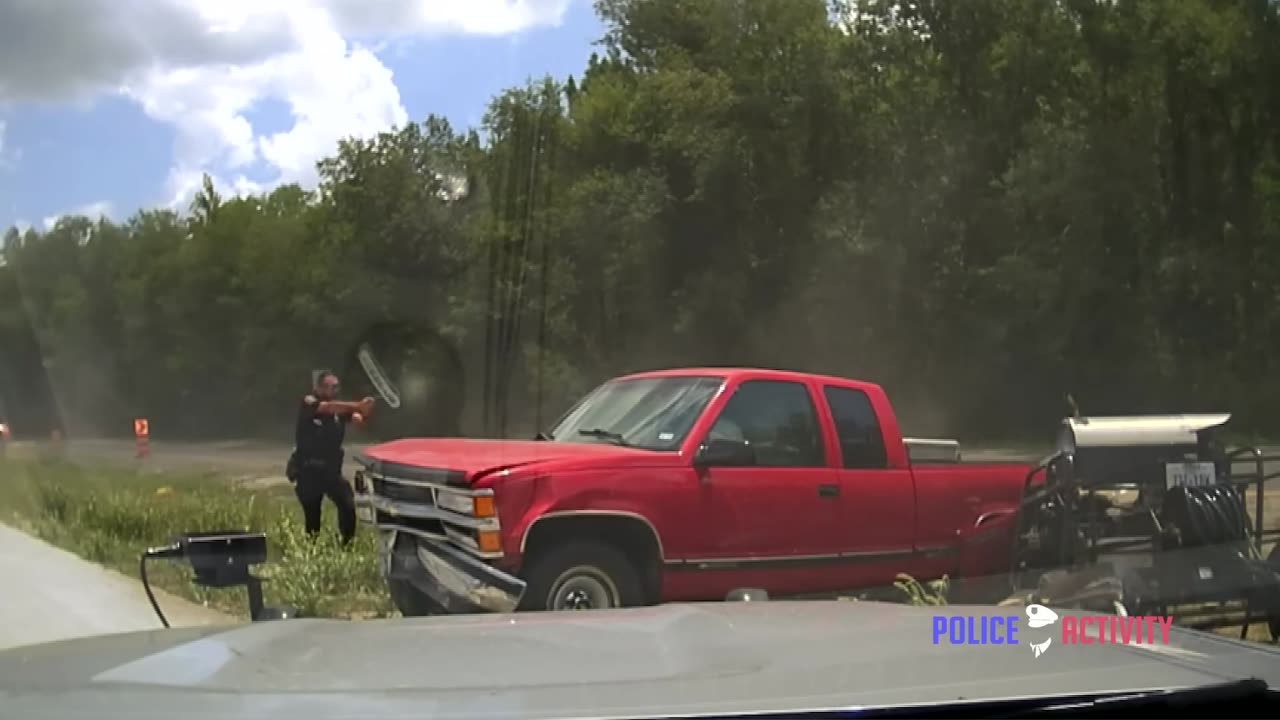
{"left": 817, "top": 483, "right": 839, "bottom": 499}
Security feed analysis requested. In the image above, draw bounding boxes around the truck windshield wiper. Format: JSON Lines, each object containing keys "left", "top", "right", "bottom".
{"left": 578, "top": 428, "right": 631, "bottom": 446}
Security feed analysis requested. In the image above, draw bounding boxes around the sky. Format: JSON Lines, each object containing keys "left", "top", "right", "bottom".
{"left": 0, "top": 0, "right": 605, "bottom": 233}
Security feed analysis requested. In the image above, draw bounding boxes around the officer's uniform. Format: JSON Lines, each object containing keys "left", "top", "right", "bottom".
{"left": 293, "top": 396, "right": 357, "bottom": 544}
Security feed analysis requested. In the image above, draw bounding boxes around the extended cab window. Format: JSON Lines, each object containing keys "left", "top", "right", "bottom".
{"left": 823, "top": 386, "right": 888, "bottom": 469}
{"left": 706, "top": 380, "right": 825, "bottom": 467}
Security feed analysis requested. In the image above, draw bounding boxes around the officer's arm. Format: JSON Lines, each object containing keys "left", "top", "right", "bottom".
{"left": 304, "top": 395, "right": 366, "bottom": 417}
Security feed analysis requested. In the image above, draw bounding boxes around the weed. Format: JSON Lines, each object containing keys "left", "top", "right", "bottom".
{"left": 894, "top": 573, "right": 951, "bottom": 606}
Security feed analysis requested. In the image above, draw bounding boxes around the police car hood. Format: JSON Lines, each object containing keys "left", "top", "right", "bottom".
{"left": 3, "top": 601, "right": 1280, "bottom": 719}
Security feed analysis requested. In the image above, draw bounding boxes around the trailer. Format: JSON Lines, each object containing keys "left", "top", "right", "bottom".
{"left": 1008, "top": 413, "right": 1280, "bottom": 641}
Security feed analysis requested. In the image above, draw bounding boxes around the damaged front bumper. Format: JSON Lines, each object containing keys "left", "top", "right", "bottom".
{"left": 352, "top": 459, "right": 527, "bottom": 614}
{"left": 379, "top": 530, "right": 527, "bottom": 614}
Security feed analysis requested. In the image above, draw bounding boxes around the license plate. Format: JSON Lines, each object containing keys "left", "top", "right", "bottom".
{"left": 1165, "top": 461, "right": 1216, "bottom": 489}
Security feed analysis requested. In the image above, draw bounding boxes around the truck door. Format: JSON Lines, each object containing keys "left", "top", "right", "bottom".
{"left": 694, "top": 378, "right": 841, "bottom": 595}
{"left": 821, "top": 385, "right": 920, "bottom": 590}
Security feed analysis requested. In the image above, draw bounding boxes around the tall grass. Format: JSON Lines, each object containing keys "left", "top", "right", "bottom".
{"left": 0, "top": 457, "right": 393, "bottom": 620}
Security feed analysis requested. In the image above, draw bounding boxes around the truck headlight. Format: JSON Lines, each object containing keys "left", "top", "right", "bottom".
{"left": 438, "top": 491, "right": 496, "bottom": 518}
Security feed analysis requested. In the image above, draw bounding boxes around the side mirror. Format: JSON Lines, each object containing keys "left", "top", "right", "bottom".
{"left": 695, "top": 438, "right": 756, "bottom": 467}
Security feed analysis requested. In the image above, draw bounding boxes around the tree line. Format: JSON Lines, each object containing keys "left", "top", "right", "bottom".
{"left": 3, "top": 0, "right": 1280, "bottom": 443}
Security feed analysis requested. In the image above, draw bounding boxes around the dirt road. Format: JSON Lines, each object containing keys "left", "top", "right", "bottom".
{"left": 5, "top": 438, "right": 303, "bottom": 486}
{"left": 42, "top": 438, "right": 294, "bottom": 476}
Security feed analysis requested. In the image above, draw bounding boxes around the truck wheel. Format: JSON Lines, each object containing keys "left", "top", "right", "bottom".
{"left": 388, "top": 577, "right": 447, "bottom": 617}
{"left": 520, "top": 541, "right": 644, "bottom": 611}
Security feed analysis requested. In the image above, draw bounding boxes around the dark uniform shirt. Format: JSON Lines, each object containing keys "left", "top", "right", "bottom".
{"left": 295, "top": 396, "right": 350, "bottom": 468}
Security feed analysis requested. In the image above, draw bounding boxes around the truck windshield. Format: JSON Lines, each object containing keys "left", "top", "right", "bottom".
{"left": 548, "top": 376, "right": 725, "bottom": 451}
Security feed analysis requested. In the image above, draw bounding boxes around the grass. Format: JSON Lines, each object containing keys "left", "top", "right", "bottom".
{"left": 0, "top": 454, "right": 393, "bottom": 621}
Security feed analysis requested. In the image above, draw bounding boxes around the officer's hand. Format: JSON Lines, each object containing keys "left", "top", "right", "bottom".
{"left": 360, "top": 396, "right": 377, "bottom": 414}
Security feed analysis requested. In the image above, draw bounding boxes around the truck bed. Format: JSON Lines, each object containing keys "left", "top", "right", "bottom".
{"left": 905, "top": 437, "right": 1040, "bottom": 465}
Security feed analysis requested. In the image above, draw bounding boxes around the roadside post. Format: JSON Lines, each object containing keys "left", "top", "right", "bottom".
{"left": 134, "top": 418, "right": 150, "bottom": 460}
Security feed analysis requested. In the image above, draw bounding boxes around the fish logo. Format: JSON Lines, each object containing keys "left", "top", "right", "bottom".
{"left": 1025, "top": 604, "right": 1059, "bottom": 658}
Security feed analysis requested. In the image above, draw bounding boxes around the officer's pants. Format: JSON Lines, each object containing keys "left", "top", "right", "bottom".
{"left": 294, "top": 465, "right": 357, "bottom": 545}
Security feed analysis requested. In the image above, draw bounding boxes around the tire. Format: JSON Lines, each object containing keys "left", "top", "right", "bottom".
{"left": 519, "top": 541, "right": 645, "bottom": 612}
{"left": 388, "top": 577, "right": 448, "bottom": 617}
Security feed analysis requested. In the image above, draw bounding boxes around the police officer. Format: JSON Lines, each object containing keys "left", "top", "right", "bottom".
{"left": 291, "top": 370, "right": 375, "bottom": 545}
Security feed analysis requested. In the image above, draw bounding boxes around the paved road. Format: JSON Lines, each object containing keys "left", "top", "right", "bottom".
{"left": 0, "top": 522, "right": 230, "bottom": 652}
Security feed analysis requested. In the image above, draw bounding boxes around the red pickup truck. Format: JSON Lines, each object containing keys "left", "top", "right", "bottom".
{"left": 353, "top": 367, "right": 1033, "bottom": 615}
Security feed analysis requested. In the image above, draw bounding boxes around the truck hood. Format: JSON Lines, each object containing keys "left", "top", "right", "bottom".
{"left": 359, "top": 437, "right": 673, "bottom": 482}
{"left": 2, "top": 601, "right": 1279, "bottom": 719}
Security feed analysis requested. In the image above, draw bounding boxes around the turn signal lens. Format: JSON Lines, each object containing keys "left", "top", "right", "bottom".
{"left": 477, "top": 530, "right": 502, "bottom": 553}
{"left": 473, "top": 495, "right": 497, "bottom": 518}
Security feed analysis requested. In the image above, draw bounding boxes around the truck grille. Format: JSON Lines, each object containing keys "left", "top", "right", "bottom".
{"left": 374, "top": 510, "right": 445, "bottom": 537}
{"left": 371, "top": 476, "right": 434, "bottom": 505}
{"left": 354, "top": 457, "right": 503, "bottom": 559}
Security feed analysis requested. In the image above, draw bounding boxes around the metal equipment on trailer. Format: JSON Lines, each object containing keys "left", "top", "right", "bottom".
{"left": 1009, "top": 412, "right": 1280, "bottom": 641}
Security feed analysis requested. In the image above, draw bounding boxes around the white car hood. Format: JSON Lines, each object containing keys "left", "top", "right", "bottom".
{"left": 1, "top": 601, "right": 1279, "bottom": 719}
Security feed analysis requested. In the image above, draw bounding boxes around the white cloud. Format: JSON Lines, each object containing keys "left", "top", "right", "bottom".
{"left": 323, "top": 0, "right": 573, "bottom": 37}
{"left": 42, "top": 201, "right": 113, "bottom": 230}
{"left": 1, "top": 0, "right": 573, "bottom": 209}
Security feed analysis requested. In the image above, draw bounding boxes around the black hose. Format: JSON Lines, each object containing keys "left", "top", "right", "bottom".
{"left": 1185, "top": 489, "right": 1213, "bottom": 545}
{"left": 1166, "top": 485, "right": 1260, "bottom": 558}
{"left": 140, "top": 543, "right": 183, "bottom": 629}
{"left": 140, "top": 553, "right": 168, "bottom": 628}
